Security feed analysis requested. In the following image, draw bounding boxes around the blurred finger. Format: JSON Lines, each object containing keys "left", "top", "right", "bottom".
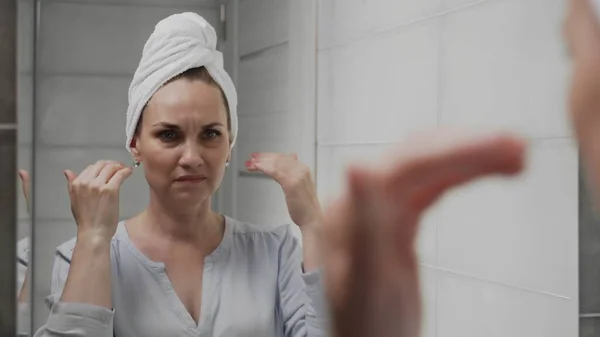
{"left": 326, "top": 165, "right": 420, "bottom": 337}
{"left": 345, "top": 165, "right": 378, "bottom": 268}
{"left": 384, "top": 133, "right": 525, "bottom": 203}
{"left": 567, "top": 0, "right": 600, "bottom": 57}
{"left": 322, "top": 167, "right": 371, "bottom": 324}
{"left": 18, "top": 170, "right": 30, "bottom": 186}
{"left": 408, "top": 135, "right": 525, "bottom": 209}
{"left": 371, "top": 134, "right": 525, "bottom": 248}
{"left": 18, "top": 170, "right": 31, "bottom": 205}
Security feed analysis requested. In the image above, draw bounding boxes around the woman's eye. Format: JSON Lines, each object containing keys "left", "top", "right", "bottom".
{"left": 159, "top": 130, "right": 177, "bottom": 141}
{"left": 204, "top": 129, "right": 222, "bottom": 140}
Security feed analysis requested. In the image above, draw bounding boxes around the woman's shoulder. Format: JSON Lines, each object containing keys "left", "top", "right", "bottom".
{"left": 225, "top": 218, "right": 301, "bottom": 262}
{"left": 226, "top": 217, "right": 298, "bottom": 243}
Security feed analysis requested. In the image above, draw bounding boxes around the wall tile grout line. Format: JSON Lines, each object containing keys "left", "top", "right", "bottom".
{"left": 16, "top": 143, "right": 127, "bottom": 150}
{"left": 317, "top": 136, "right": 575, "bottom": 147}
{"left": 34, "top": 71, "right": 135, "bottom": 78}
{"left": 420, "top": 263, "right": 571, "bottom": 300}
{"left": 240, "top": 41, "right": 288, "bottom": 62}
{"left": 41, "top": 0, "right": 220, "bottom": 10}
{"left": 434, "top": 15, "right": 444, "bottom": 337}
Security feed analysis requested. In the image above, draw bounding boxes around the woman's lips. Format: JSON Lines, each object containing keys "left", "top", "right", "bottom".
{"left": 174, "top": 175, "right": 207, "bottom": 183}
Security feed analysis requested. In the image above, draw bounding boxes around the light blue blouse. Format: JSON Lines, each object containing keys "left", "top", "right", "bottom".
{"left": 32, "top": 216, "right": 329, "bottom": 337}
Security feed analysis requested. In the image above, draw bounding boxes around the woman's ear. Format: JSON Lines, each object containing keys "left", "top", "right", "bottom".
{"left": 130, "top": 138, "right": 141, "bottom": 163}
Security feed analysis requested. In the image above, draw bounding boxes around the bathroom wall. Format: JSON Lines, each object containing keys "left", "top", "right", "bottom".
{"left": 226, "top": 0, "right": 316, "bottom": 238}
{"left": 316, "top": 0, "right": 577, "bottom": 336}
{"left": 227, "top": 0, "right": 293, "bottom": 227}
{"left": 30, "top": 0, "right": 222, "bottom": 328}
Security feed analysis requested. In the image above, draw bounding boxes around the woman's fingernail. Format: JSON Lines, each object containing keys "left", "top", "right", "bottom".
{"left": 245, "top": 160, "right": 253, "bottom": 169}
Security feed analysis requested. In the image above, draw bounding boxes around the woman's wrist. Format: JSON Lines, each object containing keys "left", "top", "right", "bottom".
{"left": 297, "top": 202, "right": 324, "bottom": 231}
{"left": 76, "top": 229, "right": 113, "bottom": 252}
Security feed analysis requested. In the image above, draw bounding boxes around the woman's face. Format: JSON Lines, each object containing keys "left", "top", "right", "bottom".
{"left": 132, "top": 78, "right": 230, "bottom": 206}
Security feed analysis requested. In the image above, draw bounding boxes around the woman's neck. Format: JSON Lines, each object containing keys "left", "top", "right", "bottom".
{"left": 142, "top": 193, "right": 223, "bottom": 244}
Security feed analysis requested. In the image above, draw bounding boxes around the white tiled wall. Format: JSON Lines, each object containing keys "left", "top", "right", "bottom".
{"left": 232, "top": 0, "right": 293, "bottom": 228}
{"left": 31, "top": 0, "right": 221, "bottom": 328}
{"left": 229, "top": 0, "right": 317, "bottom": 239}
{"left": 238, "top": 0, "right": 289, "bottom": 56}
{"left": 317, "top": 21, "right": 439, "bottom": 146}
{"left": 439, "top": 0, "right": 570, "bottom": 138}
{"left": 317, "top": 0, "right": 577, "bottom": 336}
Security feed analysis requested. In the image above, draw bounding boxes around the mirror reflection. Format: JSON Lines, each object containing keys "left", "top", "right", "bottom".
{"left": 16, "top": 0, "right": 35, "bottom": 334}
{"left": 10, "top": 0, "right": 600, "bottom": 336}
{"left": 26, "top": 0, "right": 318, "bottom": 335}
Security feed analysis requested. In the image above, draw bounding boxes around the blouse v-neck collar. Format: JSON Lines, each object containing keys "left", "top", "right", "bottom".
{"left": 115, "top": 215, "right": 234, "bottom": 270}
{"left": 114, "top": 216, "right": 233, "bottom": 334}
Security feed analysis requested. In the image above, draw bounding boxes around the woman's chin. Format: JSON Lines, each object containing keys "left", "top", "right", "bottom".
{"left": 169, "top": 187, "right": 213, "bottom": 204}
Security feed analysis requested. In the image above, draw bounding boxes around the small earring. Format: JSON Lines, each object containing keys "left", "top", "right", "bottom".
{"left": 225, "top": 162, "right": 230, "bottom": 168}
{"left": 133, "top": 161, "right": 140, "bottom": 168}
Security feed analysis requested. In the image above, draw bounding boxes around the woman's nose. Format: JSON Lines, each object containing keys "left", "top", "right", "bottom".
{"left": 178, "top": 143, "right": 205, "bottom": 168}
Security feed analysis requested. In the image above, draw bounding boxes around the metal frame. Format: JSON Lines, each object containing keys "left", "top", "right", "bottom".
{"left": 0, "top": 0, "right": 18, "bottom": 334}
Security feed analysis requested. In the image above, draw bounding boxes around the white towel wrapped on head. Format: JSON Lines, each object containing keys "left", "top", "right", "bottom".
{"left": 126, "top": 12, "right": 238, "bottom": 152}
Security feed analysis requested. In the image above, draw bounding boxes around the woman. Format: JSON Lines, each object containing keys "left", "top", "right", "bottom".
{"left": 33, "top": 13, "right": 327, "bottom": 337}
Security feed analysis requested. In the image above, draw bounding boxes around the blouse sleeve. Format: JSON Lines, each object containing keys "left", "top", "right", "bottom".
{"left": 32, "top": 249, "right": 115, "bottom": 337}
{"left": 277, "top": 225, "right": 329, "bottom": 337}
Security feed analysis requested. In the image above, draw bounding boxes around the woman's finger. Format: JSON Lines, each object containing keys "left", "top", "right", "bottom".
{"left": 321, "top": 167, "right": 371, "bottom": 320}
{"left": 326, "top": 165, "right": 422, "bottom": 337}
{"left": 96, "top": 163, "right": 125, "bottom": 184}
{"left": 76, "top": 160, "right": 122, "bottom": 183}
{"left": 18, "top": 170, "right": 31, "bottom": 216}
{"left": 107, "top": 167, "right": 133, "bottom": 189}
{"left": 411, "top": 135, "right": 525, "bottom": 209}
{"left": 382, "top": 133, "right": 526, "bottom": 208}
{"left": 63, "top": 170, "right": 78, "bottom": 195}
{"left": 63, "top": 170, "right": 77, "bottom": 184}
{"left": 18, "top": 170, "right": 31, "bottom": 206}
{"left": 352, "top": 134, "right": 524, "bottom": 265}
{"left": 75, "top": 161, "right": 108, "bottom": 183}
{"left": 245, "top": 153, "right": 280, "bottom": 179}
{"left": 246, "top": 158, "right": 276, "bottom": 176}
{"left": 566, "top": 0, "right": 600, "bottom": 57}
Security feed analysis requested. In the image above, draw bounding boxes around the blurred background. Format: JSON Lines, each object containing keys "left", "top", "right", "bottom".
{"left": 1, "top": 0, "right": 594, "bottom": 336}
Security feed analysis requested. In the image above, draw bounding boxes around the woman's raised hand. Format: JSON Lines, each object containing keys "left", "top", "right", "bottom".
{"left": 321, "top": 130, "right": 526, "bottom": 337}
{"left": 245, "top": 152, "right": 322, "bottom": 229}
{"left": 64, "top": 160, "right": 132, "bottom": 242}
